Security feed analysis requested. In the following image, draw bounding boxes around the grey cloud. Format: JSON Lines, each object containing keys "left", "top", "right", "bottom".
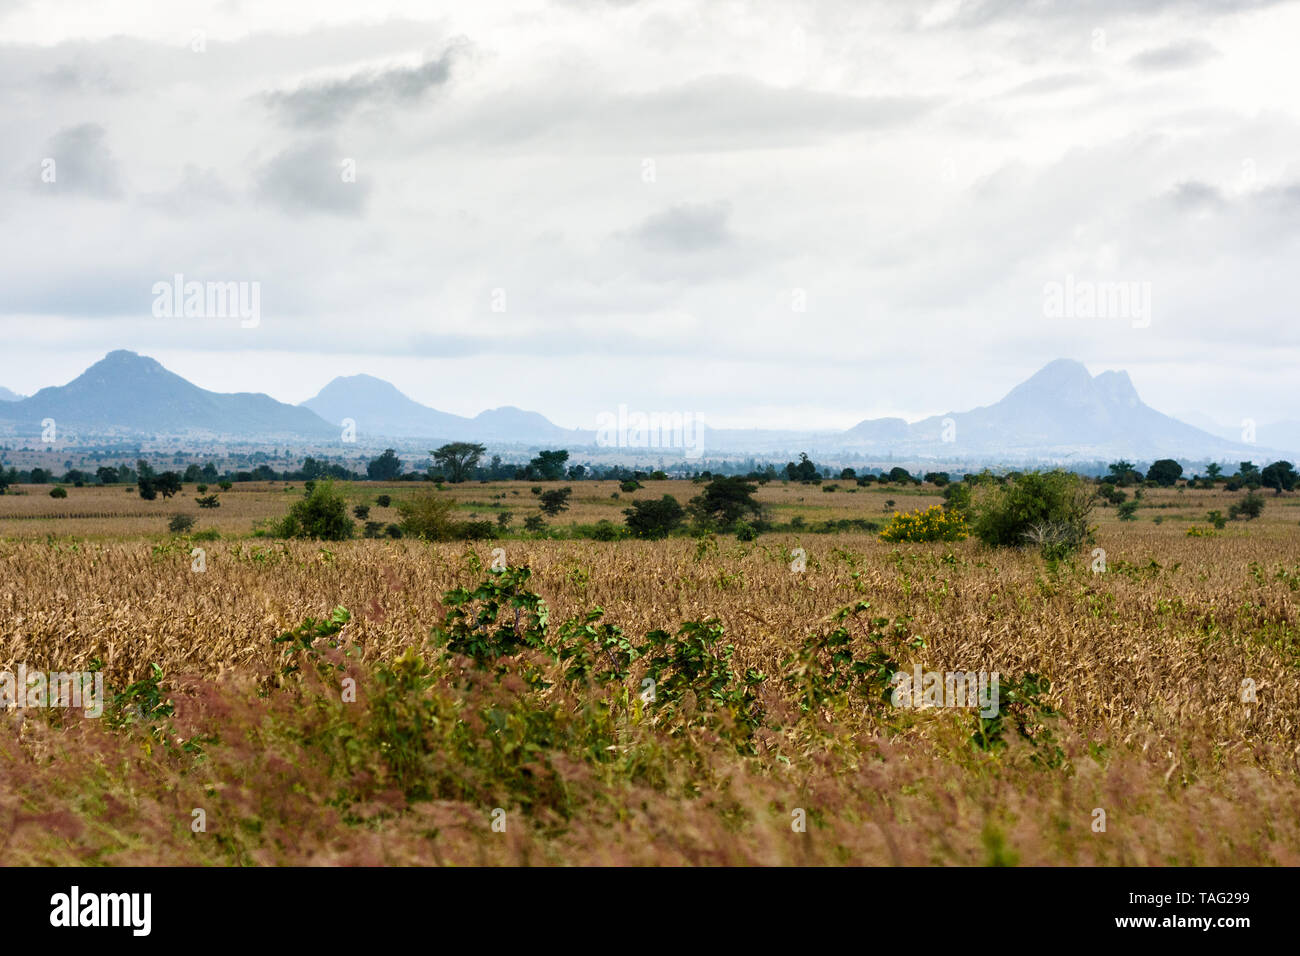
{"left": 141, "top": 165, "right": 234, "bottom": 211}
{"left": 628, "top": 202, "right": 733, "bottom": 253}
{"left": 1130, "top": 39, "right": 1221, "bottom": 72}
{"left": 927, "top": 0, "right": 1282, "bottom": 28}
{"left": 434, "top": 74, "right": 934, "bottom": 151}
{"left": 37, "top": 123, "right": 124, "bottom": 199}
{"left": 1002, "top": 73, "right": 1097, "bottom": 97}
{"left": 263, "top": 48, "right": 460, "bottom": 128}
{"left": 254, "top": 139, "right": 372, "bottom": 215}
{"left": 1168, "top": 180, "right": 1226, "bottom": 212}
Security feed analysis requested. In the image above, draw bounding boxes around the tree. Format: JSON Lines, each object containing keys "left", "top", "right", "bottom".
{"left": 688, "top": 476, "right": 761, "bottom": 530}
{"left": 624, "top": 495, "right": 685, "bottom": 539}
{"left": 1107, "top": 460, "right": 1141, "bottom": 486}
{"left": 136, "top": 459, "right": 157, "bottom": 500}
{"left": 1229, "top": 490, "right": 1265, "bottom": 520}
{"left": 1260, "top": 460, "right": 1297, "bottom": 495}
{"left": 183, "top": 464, "right": 202, "bottom": 483}
{"left": 887, "top": 467, "right": 913, "bottom": 484}
{"left": 154, "top": 471, "right": 183, "bottom": 499}
{"left": 971, "top": 470, "right": 1096, "bottom": 550}
{"left": 529, "top": 449, "right": 570, "bottom": 481}
{"left": 785, "top": 453, "right": 817, "bottom": 482}
{"left": 538, "top": 487, "right": 573, "bottom": 516}
{"left": 96, "top": 466, "right": 119, "bottom": 485}
{"left": 273, "top": 480, "right": 354, "bottom": 540}
{"left": 367, "top": 448, "right": 403, "bottom": 482}
{"left": 431, "top": 443, "right": 485, "bottom": 483}
{"left": 1146, "top": 459, "right": 1183, "bottom": 487}
{"left": 1205, "top": 463, "right": 1223, "bottom": 480}
{"left": 196, "top": 494, "right": 221, "bottom": 509}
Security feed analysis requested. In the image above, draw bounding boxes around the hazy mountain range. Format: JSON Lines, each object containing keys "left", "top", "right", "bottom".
{"left": 0, "top": 350, "right": 1292, "bottom": 463}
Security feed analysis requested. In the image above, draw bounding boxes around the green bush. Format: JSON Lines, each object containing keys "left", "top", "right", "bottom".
{"left": 49, "top": 486, "right": 68, "bottom": 499}
{"left": 273, "top": 480, "right": 355, "bottom": 541}
{"left": 970, "top": 470, "right": 1096, "bottom": 551}
{"left": 623, "top": 495, "right": 685, "bottom": 539}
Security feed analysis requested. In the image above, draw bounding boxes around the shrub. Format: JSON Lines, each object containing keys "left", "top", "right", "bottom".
{"left": 168, "top": 514, "right": 196, "bottom": 534}
{"left": 196, "top": 494, "right": 221, "bottom": 509}
{"left": 970, "top": 471, "right": 1095, "bottom": 551}
{"left": 687, "top": 476, "right": 761, "bottom": 531}
{"left": 879, "top": 505, "right": 968, "bottom": 543}
{"left": 734, "top": 521, "right": 758, "bottom": 542}
{"left": 623, "top": 495, "right": 685, "bottom": 539}
{"left": 523, "top": 515, "right": 547, "bottom": 533}
{"left": 591, "top": 520, "right": 627, "bottom": 541}
{"left": 353, "top": 504, "right": 370, "bottom": 520}
{"left": 396, "top": 491, "right": 457, "bottom": 539}
{"left": 49, "top": 486, "right": 68, "bottom": 499}
{"left": 376, "top": 494, "right": 392, "bottom": 508}
{"left": 619, "top": 480, "right": 641, "bottom": 493}
{"left": 538, "top": 487, "right": 572, "bottom": 517}
{"left": 273, "top": 480, "right": 355, "bottom": 541}
{"left": 1230, "top": 491, "right": 1265, "bottom": 521}
{"left": 1117, "top": 500, "right": 1138, "bottom": 521}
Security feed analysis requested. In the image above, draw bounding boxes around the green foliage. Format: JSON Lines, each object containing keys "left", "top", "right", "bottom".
{"left": 430, "top": 443, "right": 484, "bottom": 483}
{"left": 687, "top": 475, "right": 761, "bottom": 531}
{"left": 49, "top": 486, "right": 67, "bottom": 499}
{"left": 168, "top": 514, "right": 195, "bottom": 533}
{"left": 431, "top": 566, "right": 550, "bottom": 664}
{"left": 784, "top": 601, "right": 922, "bottom": 714}
{"left": 1146, "top": 459, "right": 1183, "bottom": 486}
{"left": 538, "top": 487, "right": 572, "bottom": 517}
{"left": 273, "top": 480, "right": 355, "bottom": 541}
{"left": 970, "top": 673, "right": 1063, "bottom": 767}
{"left": 367, "top": 448, "right": 403, "bottom": 482}
{"left": 623, "top": 494, "right": 685, "bottom": 539}
{"left": 971, "top": 470, "right": 1096, "bottom": 550}
{"left": 640, "top": 618, "right": 766, "bottom": 744}
{"left": 1229, "top": 490, "right": 1265, "bottom": 521}
{"left": 528, "top": 449, "right": 569, "bottom": 481}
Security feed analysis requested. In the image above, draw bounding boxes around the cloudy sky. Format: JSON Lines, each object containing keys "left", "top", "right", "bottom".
{"left": 2, "top": 0, "right": 1298, "bottom": 430}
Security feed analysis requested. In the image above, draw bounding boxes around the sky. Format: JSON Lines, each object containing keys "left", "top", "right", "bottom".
{"left": 1, "top": 0, "right": 1298, "bottom": 431}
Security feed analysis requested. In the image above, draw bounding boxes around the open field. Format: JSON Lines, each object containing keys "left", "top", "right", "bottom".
{"left": 2, "top": 480, "right": 1299, "bottom": 865}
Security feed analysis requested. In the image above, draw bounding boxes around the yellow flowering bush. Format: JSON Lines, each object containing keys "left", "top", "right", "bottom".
{"left": 879, "top": 504, "right": 968, "bottom": 543}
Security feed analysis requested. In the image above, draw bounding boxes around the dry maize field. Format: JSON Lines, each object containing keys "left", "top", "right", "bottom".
{"left": 2, "top": 480, "right": 1299, "bottom": 865}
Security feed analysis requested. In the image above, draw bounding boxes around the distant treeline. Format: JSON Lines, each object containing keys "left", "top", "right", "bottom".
{"left": 1, "top": 446, "right": 1294, "bottom": 497}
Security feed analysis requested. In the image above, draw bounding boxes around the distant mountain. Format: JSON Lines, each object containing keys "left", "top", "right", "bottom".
{"left": 1256, "top": 421, "right": 1300, "bottom": 457}
{"left": 834, "top": 359, "right": 1275, "bottom": 461}
{"left": 301, "top": 374, "right": 583, "bottom": 444}
{"left": 0, "top": 350, "right": 335, "bottom": 438}
{"left": 0, "top": 352, "right": 1286, "bottom": 462}
{"left": 0, "top": 386, "right": 23, "bottom": 401}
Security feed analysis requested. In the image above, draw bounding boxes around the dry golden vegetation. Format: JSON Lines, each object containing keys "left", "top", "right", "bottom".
{"left": 1, "top": 479, "right": 1298, "bottom": 865}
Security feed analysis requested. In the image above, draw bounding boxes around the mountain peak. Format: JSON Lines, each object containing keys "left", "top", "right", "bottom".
{"left": 1092, "top": 369, "right": 1141, "bottom": 408}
